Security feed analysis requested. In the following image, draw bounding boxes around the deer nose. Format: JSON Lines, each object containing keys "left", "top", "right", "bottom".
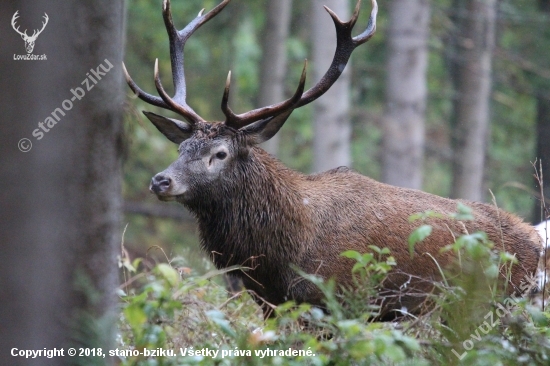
{"left": 150, "top": 174, "right": 171, "bottom": 194}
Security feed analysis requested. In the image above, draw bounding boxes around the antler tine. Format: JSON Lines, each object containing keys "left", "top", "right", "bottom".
{"left": 154, "top": 59, "right": 202, "bottom": 123}
{"left": 348, "top": 0, "right": 362, "bottom": 30}
{"left": 122, "top": 62, "right": 171, "bottom": 110}
{"left": 352, "top": 0, "right": 377, "bottom": 45}
{"left": 221, "top": 71, "right": 234, "bottom": 123}
{"left": 223, "top": 0, "right": 377, "bottom": 129}
{"left": 224, "top": 60, "right": 308, "bottom": 129}
{"left": 161, "top": 0, "right": 231, "bottom": 123}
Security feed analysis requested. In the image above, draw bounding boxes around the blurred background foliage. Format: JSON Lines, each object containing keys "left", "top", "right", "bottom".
{"left": 122, "top": 0, "right": 550, "bottom": 274}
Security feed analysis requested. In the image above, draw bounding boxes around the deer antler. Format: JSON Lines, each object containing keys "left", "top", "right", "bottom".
{"left": 123, "top": 0, "right": 377, "bottom": 129}
{"left": 221, "top": 61, "right": 309, "bottom": 128}
{"left": 29, "top": 13, "right": 49, "bottom": 40}
{"left": 31, "top": 13, "right": 50, "bottom": 39}
{"left": 222, "top": 0, "right": 378, "bottom": 129}
{"left": 123, "top": 0, "right": 232, "bottom": 125}
{"left": 11, "top": 12, "right": 49, "bottom": 40}
{"left": 11, "top": 11, "right": 27, "bottom": 38}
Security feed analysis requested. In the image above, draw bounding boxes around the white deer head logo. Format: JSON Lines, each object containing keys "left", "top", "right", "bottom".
{"left": 11, "top": 11, "right": 49, "bottom": 54}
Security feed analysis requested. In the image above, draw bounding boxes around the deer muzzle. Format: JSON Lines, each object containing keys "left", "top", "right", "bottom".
{"left": 150, "top": 174, "right": 172, "bottom": 195}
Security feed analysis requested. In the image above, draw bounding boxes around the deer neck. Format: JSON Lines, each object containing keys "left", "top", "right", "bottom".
{"left": 186, "top": 147, "right": 310, "bottom": 269}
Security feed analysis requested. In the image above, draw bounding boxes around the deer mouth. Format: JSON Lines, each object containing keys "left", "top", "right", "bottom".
{"left": 152, "top": 189, "right": 188, "bottom": 202}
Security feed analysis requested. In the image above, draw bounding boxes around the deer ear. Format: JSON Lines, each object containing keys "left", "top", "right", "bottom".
{"left": 240, "top": 110, "right": 293, "bottom": 145}
{"left": 143, "top": 111, "right": 193, "bottom": 144}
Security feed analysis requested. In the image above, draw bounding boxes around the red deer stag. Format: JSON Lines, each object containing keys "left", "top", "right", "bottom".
{"left": 123, "top": 0, "right": 544, "bottom": 319}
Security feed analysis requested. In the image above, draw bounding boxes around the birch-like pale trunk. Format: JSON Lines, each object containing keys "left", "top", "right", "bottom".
{"left": 450, "top": 0, "right": 497, "bottom": 201}
{"left": 259, "top": 0, "right": 293, "bottom": 156}
{"left": 533, "top": 0, "right": 550, "bottom": 221}
{"left": 382, "top": 0, "right": 430, "bottom": 189}
{"left": 311, "top": 0, "right": 351, "bottom": 172}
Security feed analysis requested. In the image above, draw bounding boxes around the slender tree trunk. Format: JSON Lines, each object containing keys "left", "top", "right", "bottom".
{"left": 382, "top": 0, "right": 430, "bottom": 189}
{"left": 0, "top": 1, "right": 124, "bottom": 363}
{"left": 259, "top": 0, "right": 293, "bottom": 156}
{"left": 450, "top": 0, "right": 497, "bottom": 201}
{"left": 533, "top": 0, "right": 550, "bottom": 222}
{"left": 311, "top": 0, "right": 351, "bottom": 172}
{"left": 534, "top": 96, "right": 550, "bottom": 221}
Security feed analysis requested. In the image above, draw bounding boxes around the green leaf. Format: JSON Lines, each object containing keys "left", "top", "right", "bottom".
{"left": 452, "top": 202, "right": 474, "bottom": 221}
{"left": 206, "top": 310, "right": 236, "bottom": 338}
{"left": 408, "top": 210, "right": 444, "bottom": 222}
{"left": 368, "top": 245, "right": 382, "bottom": 254}
{"left": 408, "top": 225, "right": 432, "bottom": 259}
{"left": 205, "top": 309, "right": 225, "bottom": 320}
{"left": 124, "top": 303, "right": 147, "bottom": 329}
{"left": 361, "top": 253, "right": 374, "bottom": 264}
{"left": 352, "top": 262, "right": 365, "bottom": 273}
{"left": 156, "top": 263, "right": 179, "bottom": 287}
{"left": 500, "top": 252, "right": 519, "bottom": 264}
{"left": 341, "top": 250, "right": 363, "bottom": 261}
{"left": 132, "top": 258, "right": 143, "bottom": 271}
{"left": 484, "top": 263, "right": 499, "bottom": 278}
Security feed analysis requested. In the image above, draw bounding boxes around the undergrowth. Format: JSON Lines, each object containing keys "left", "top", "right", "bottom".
{"left": 117, "top": 205, "right": 550, "bottom": 365}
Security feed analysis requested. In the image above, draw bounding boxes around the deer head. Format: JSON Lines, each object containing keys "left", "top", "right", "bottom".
{"left": 123, "top": 0, "right": 377, "bottom": 204}
{"left": 11, "top": 11, "right": 49, "bottom": 54}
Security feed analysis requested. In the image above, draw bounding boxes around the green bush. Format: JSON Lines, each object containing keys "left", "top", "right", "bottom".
{"left": 117, "top": 207, "right": 550, "bottom": 365}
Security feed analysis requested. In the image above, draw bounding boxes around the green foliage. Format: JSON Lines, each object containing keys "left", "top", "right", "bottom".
{"left": 338, "top": 246, "right": 396, "bottom": 319}
{"left": 408, "top": 225, "right": 433, "bottom": 259}
{"left": 120, "top": 264, "right": 182, "bottom": 365}
{"left": 118, "top": 245, "right": 422, "bottom": 365}
{"left": 118, "top": 222, "right": 550, "bottom": 365}
{"left": 407, "top": 203, "right": 473, "bottom": 260}
{"left": 451, "top": 202, "right": 475, "bottom": 221}
{"left": 428, "top": 232, "right": 550, "bottom": 365}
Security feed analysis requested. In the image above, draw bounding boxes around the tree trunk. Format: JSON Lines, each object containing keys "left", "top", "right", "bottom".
{"left": 534, "top": 96, "right": 550, "bottom": 221}
{"left": 311, "top": 0, "right": 351, "bottom": 172}
{"left": 450, "top": 0, "right": 497, "bottom": 201}
{"left": 382, "top": 0, "right": 430, "bottom": 189}
{"left": 259, "top": 0, "right": 293, "bottom": 156}
{"left": 0, "top": 1, "right": 124, "bottom": 363}
{"left": 533, "top": 0, "right": 550, "bottom": 222}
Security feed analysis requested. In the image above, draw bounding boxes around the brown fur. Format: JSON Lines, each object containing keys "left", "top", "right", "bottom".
{"left": 181, "top": 147, "right": 542, "bottom": 317}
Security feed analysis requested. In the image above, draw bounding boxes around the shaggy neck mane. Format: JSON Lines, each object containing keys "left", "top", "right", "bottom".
{"left": 184, "top": 147, "right": 311, "bottom": 272}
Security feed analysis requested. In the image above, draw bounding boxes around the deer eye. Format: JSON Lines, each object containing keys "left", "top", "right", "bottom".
{"left": 216, "top": 151, "right": 227, "bottom": 160}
